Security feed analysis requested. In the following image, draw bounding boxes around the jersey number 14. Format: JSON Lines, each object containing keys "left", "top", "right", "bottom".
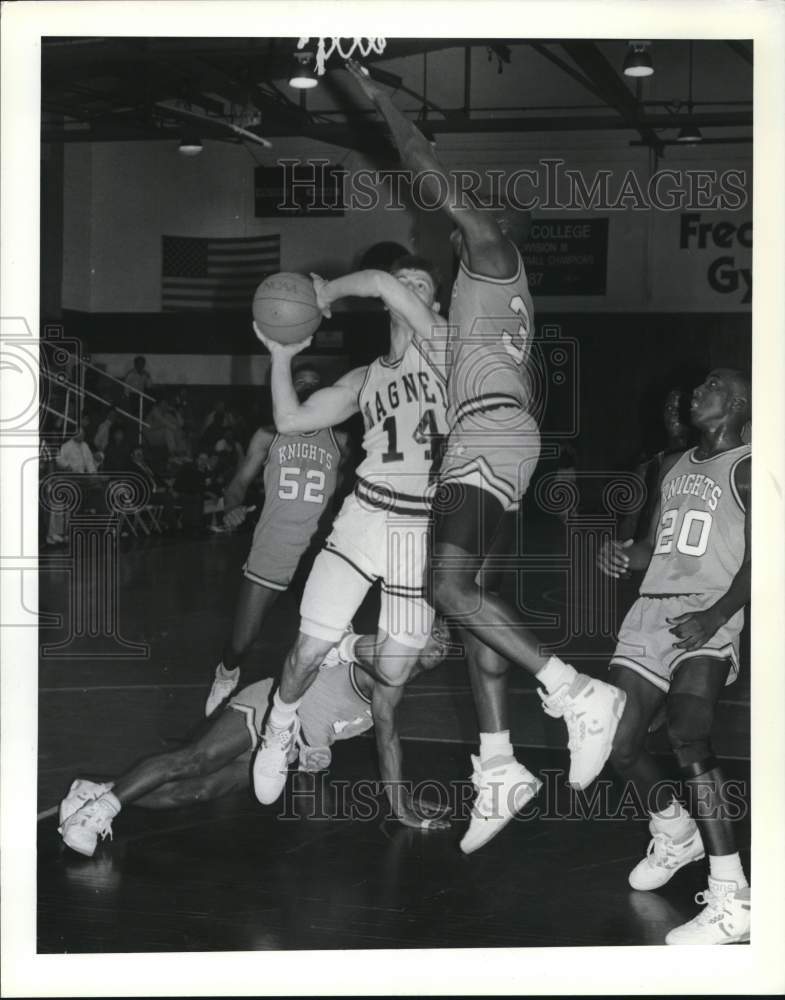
{"left": 381, "top": 409, "right": 440, "bottom": 463}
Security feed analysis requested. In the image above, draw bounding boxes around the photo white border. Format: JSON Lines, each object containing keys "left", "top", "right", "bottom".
{"left": 2, "top": 1, "right": 783, "bottom": 995}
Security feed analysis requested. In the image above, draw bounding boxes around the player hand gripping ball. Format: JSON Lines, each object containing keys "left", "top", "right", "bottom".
{"left": 252, "top": 320, "right": 312, "bottom": 358}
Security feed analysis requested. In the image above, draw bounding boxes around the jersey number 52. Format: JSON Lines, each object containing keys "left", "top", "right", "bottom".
{"left": 278, "top": 466, "right": 325, "bottom": 504}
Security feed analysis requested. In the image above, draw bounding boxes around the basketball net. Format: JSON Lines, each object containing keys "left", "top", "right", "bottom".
{"left": 297, "top": 37, "right": 387, "bottom": 76}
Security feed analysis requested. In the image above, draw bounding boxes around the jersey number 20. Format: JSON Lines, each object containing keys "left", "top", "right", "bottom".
{"left": 654, "top": 508, "right": 712, "bottom": 557}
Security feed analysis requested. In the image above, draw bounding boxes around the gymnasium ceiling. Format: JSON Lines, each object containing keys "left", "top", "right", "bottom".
{"left": 41, "top": 37, "right": 753, "bottom": 154}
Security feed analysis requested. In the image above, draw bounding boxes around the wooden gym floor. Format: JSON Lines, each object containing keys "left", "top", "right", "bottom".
{"left": 36, "top": 514, "right": 750, "bottom": 952}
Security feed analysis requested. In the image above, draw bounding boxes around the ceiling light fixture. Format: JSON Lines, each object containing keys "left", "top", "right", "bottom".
{"left": 288, "top": 52, "right": 318, "bottom": 90}
{"left": 676, "top": 123, "right": 703, "bottom": 144}
{"left": 178, "top": 133, "right": 203, "bottom": 156}
{"left": 623, "top": 41, "right": 654, "bottom": 78}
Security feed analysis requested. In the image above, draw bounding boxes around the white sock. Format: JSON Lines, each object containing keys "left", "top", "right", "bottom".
{"left": 338, "top": 633, "right": 360, "bottom": 664}
{"left": 269, "top": 689, "right": 301, "bottom": 730}
{"left": 217, "top": 662, "right": 239, "bottom": 680}
{"left": 536, "top": 656, "right": 578, "bottom": 694}
{"left": 651, "top": 799, "right": 693, "bottom": 838}
{"left": 479, "top": 730, "right": 514, "bottom": 764}
{"left": 709, "top": 852, "right": 748, "bottom": 888}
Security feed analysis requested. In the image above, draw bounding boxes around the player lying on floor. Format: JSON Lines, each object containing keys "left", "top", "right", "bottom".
{"left": 58, "top": 632, "right": 451, "bottom": 857}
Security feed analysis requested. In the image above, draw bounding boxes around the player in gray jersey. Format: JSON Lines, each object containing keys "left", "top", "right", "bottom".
{"left": 58, "top": 653, "right": 449, "bottom": 857}
{"left": 598, "top": 369, "right": 751, "bottom": 945}
{"left": 204, "top": 369, "right": 347, "bottom": 716}
{"left": 342, "top": 59, "right": 626, "bottom": 854}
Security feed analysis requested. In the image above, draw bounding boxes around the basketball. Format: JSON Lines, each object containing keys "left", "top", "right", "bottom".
{"left": 252, "top": 272, "right": 322, "bottom": 345}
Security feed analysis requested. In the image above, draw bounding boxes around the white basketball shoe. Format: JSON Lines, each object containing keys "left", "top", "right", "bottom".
{"left": 60, "top": 793, "right": 121, "bottom": 857}
{"left": 539, "top": 674, "right": 626, "bottom": 789}
{"left": 252, "top": 715, "right": 301, "bottom": 805}
{"left": 665, "top": 877, "right": 750, "bottom": 945}
{"left": 205, "top": 664, "right": 240, "bottom": 716}
{"left": 629, "top": 821, "right": 705, "bottom": 890}
{"left": 58, "top": 779, "right": 114, "bottom": 831}
{"left": 460, "top": 755, "right": 542, "bottom": 855}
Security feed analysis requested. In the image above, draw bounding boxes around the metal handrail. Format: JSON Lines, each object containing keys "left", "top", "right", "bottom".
{"left": 80, "top": 355, "right": 156, "bottom": 403}
{"left": 41, "top": 370, "right": 149, "bottom": 428}
{"left": 40, "top": 359, "right": 151, "bottom": 445}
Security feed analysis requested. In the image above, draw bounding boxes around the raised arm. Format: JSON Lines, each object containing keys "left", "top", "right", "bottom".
{"left": 345, "top": 59, "right": 519, "bottom": 279}
{"left": 313, "top": 270, "right": 446, "bottom": 340}
{"left": 253, "top": 325, "right": 363, "bottom": 434}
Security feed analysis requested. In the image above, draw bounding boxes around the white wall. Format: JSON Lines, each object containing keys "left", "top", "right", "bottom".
{"left": 62, "top": 136, "right": 415, "bottom": 313}
{"left": 62, "top": 129, "right": 752, "bottom": 315}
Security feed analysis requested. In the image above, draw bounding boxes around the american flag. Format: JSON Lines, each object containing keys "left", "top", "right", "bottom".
{"left": 161, "top": 234, "right": 280, "bottom": 311}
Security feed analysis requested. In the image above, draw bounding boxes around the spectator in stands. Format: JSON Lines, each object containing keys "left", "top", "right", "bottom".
{"left": 214, "top": 426, "right": 244, "bottom": 465}
{"left": 226, "top": 405, "right": 247, "bottom": 448}
{"left": 102, "top": 424, "right": 134, "bottom": 473}
{"left": 124, "top": 355, "right": 153, "bottom": 402}
{"left": 200, "top": 399, "right": 235, "bottom": 452}
{"left": 93, "top": 405, "right": 118, "bottom": 453}
{"left": 45, "top": 424, "right": 97, "bottom": 545}
{"left": 145, "top": 394, "right": 190, "bottom": 464}
{"left": 171, "top": 389, "right": 197, "bottom": 454}
{"left": 56, "top": 422, "right": 97, "bottom": 475}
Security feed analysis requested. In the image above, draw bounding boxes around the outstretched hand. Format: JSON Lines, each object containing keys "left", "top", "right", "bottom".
{"left": 597, "top": 538, "right": 634, "bottom": 579}
{"left": 396, "top": 795, "right": 451, "bottom": 832}
{"left": 344, "top": 58, "right": 385, "bottom": 102}
{"left": 252, "top": 320, "right": 312, "bottom": 357}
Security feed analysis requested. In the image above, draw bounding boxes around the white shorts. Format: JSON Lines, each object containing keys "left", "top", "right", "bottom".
{"left": 299, "top": 493, "right": 434, "bottom": 649}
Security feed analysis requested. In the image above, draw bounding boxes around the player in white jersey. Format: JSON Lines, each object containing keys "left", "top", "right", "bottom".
{"left": 58, "top": 651, "right": 449, "bottom": 857}
{"left": 343, "top": 59, "right": 626, "bottom": 853}
{"left": 203, "top": 369, "right": 348, "bottom": 716}
{"left": 251, "top": 256, "right": 451, "bottom": 829}
{"left": 598, "top": 369, "right": 751, "bottom": 945}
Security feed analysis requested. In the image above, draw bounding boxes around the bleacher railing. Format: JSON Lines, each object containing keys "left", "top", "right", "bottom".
{"left": 40, "top": 342, "right": 154, "bottom": 444}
